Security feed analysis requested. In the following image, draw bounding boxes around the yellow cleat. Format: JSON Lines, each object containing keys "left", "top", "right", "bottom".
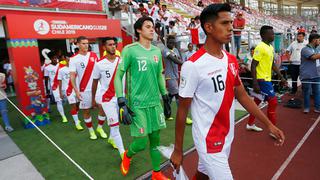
{"left": 96, "top": 127, "right": 108, "bottom": 139}
{"left": 62, "top": 116, "right": 68, "bottom": 123}
{"left": 89, "top": 131, "right": 97, "bottom": 140}
{"left": 107, "top": 138, "right": 118, "bottom": 149}
{"left": 186, "top": 117, "right": 193, "bottom": 125}
{"left": 166, "top": 117, "right": 174, "bottom": 121}
{"left": 75, "top": 123, "right": 84, "bottom": 131}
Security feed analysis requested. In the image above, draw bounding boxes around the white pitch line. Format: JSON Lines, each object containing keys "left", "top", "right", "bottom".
{"left": 271, "top": 115, "right": 320, "bottom": 180}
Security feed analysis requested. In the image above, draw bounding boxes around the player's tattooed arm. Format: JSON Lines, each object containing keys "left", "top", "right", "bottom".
{"left": 70, "top": 72, "right": 81, "bottom": 99}
{"left": 251, "top": 59, "right": 260, "bottom": 93}
{"left": 167, "top": 53, "right": 183, "bottom": 65}
{"left": 92, "top": 79, "right": 99, "bottom": 108}
{"left": 58, "top": 80, "right": 63, "bottom": 99}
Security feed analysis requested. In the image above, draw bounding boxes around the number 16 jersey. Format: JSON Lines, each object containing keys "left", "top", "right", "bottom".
{"left": 179, "top": 48, "right": 241, "bottom": 155}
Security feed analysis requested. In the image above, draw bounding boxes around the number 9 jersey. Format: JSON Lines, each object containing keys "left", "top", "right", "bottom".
{"left": 179, "top": 47, "right": 241, "bottom": 155}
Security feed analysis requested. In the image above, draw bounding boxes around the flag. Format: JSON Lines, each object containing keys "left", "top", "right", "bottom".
{"left": 190, "top": 27, "right": 206, "bottom": 45}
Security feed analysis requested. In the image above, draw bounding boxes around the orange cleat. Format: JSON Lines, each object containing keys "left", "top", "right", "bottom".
{"left": 152, "top": 171, "right": 170, "bottom": 180}
{"left": 120, "top": 150, "right": 131, "bottom": 176}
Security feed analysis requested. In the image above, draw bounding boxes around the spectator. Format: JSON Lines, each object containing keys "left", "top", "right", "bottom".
{"left": 286, "top": 26, "right": 293, "bottom": 40}
{"left": 184, "top": 43, "right": 196, "bottom": 61}
{"left": 194, "top": 15, "right": 201, "bottom": 28}
{"left": 168, "top": 21, "right": 178, "bottom": 36}
{"left": 233, "top": 11, "right": 245, "bottom": 59}
{"left": 300, "top": 33, "right": 320, "bottom": 114}
{"left": 310, "top": 26, "right": 317, "bottom": 34}
{"left": 0, "top": 72, "right": 13, "bottom": 132}
{"left": 159, "top": 4, "right": 171, "bottom": 35}
{"left": 3, "top": 59, "right": 14, "bottom": 95}
{"left": 138, "top": 3, "right": 148, "bottom": 15}
{"left": 197, "top": 0, "right": 204, "bottom": 7}
{"left": 286, "top": 32, "right": 307, "bottom": 95}
{"left": 239, "top": 46, "right": 255, "bottom": 88}
{"left": 187, "top": 18, "right": 196, "bottom": 30}
{"left": 298, "top": 26, "right": 306, "bottom": 33}
{"left": 146, "top": 2, "right": 159, "bottom": 23}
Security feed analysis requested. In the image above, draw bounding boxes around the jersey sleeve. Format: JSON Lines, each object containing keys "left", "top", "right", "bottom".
{"left": 44, "top": 67, "right": 49, "bottom": 77}
{"left": 119, "top": 47, "right": 131, "bottom": 72}
{"left": 157, "top": 50, "right": 167, "bottom": 95}
{"left": 69, "top": 58, "right": 76, "bottom": 72}
{"left": 253, "top": 45, "right": 263, "bottom": 62}
{"left": 92, "top": 64, "right": 100, "bottom": 80}
{"left": 179, "top": 61, "right": 198, "bottom": 98}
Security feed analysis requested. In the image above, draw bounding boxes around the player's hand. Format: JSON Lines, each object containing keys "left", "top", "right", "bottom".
{"left": 118, "top": 97, "right": 134, "bottom": 125}
{"left": 170, "top": 149, "right": 183, "bottom": 174}
{"left": 253, "top": 82, "right": 261, "bottom": 94}
{"left": 162, "top": 94, "right": 171, "bottom": 118}
{"left": 75, "top": 91, "right": 82, "bottom": 101}
{"left": 268, "top": 124, "right": 285, "bottom": 146}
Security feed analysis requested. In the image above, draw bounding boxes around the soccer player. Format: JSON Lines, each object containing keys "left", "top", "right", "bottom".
{"left": 114, "top": 17, "right": 171, "bottom": 179}
{"left": 162, "top": 35, "right": 192, "bottom": 124}
{"left": 92, "top": 37, "right": 125, "bottom": 158}
{"left": 69, "top": 36, "right": 107, "bottom": 140}
{"left": 170, "top": 4, "right": 285, "bottom": 180}
{"left": 58, "top": 53, "right": 84, "bottom": 131}
{"left": 44, "top": 51, "right": 67, "bottom": 123}
{"left": 248, "top": 25, "right": 287, "bottom": 133}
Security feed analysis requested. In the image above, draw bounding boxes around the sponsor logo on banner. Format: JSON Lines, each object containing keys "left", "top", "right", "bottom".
{"left": 33, "top": 19, "right": 108, "bottom": 35}
{"left": 34, "top": 19, "right": 50, "bottom": 35}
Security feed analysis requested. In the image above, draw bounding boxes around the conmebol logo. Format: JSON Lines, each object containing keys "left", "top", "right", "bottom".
{"left": 34, "top": 19, "right": 50, "bottom": 35}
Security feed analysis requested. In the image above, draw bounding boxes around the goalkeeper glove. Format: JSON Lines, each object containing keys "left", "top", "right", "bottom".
{"left": 118, "top": 97, "right": 134, "bottom": 125}
{"left": 162, "top": 94, "right": 171, "bottom": 118}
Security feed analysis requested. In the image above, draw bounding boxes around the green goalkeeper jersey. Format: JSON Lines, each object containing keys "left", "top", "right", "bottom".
{"left": 117, "top": 42, "right": 167, "bottom": 108}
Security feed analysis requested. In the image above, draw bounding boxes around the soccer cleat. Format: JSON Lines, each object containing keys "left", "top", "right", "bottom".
{"left": 151, "top": 171, "right": 170, "bottom": 180}
{"left": 107, "top": 138, "right": 118, "bottom": 149}
{"left": 96, "top": 127, "right": 108, "bottom": 139}
{"left": 314, "top": 109, "right": 320, "bottom": 113}
{"left": 62, "top": 116, "right": 68, "bottom": 123}
{"left": 186, "top": 117, "right": 193, "bottom": 125}
{"left": 166, "top": 117, "right": 174, "bottom": 121}
{"left": 246, "top": 124, "right": 263, "bottom": 132}
{"left": 75, "top": 123, "right": 84, "bottom": 131}
{"left": 303, "top": 109, "right": 309, "bottom": 114}
{"left": 89, "top": 131, "right": 97, "bottom": 140}
{"left": 120, "top": 152, "right": 124, "bottom": 160}
{"left": 5, "top": 126, "right": 14, "bottom": 132}
{"left": 120, "top": 151, "right": 131, "bottom": 176}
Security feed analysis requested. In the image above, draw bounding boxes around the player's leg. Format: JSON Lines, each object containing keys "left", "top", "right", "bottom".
{"left": 302, "top": 80, "right": 311, "bottom": 113}
{"left": 96, "top": 105, "right": 107, "bottom": 139}
{"left": 247, "top": 97, "right": 262, "bottom": 131}
{"left": 198, "top": 151, "right": 233, "bottom": 180}
{"left": 166, "top": 79, "right": 179, "bottom": 121}
{"left": 311, "top": 78, "right": 320, "bottom": 112}
{"left": 121, "top": 108, "right": 149, "bottom": 176}
{"left": 53, "top": 89, "right": 67, "bottom": 122}
{"left": 260, "top": 82, "right": 277, "bottom": 125}
{"left": 121, "top": 136, "right": 148, "bottom": 176}
{"left": 80, "top": 91, "right": 97, "bottom": 140}
{"left": 102, "top": 100, "right": 125, "bottom": 157}
{"left": 70, "top": 103, "right": 83, "bottom": 131}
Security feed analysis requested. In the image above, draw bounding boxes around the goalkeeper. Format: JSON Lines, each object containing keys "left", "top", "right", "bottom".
{"left": 114, "top": 16, "right": 171, "bottom": 180}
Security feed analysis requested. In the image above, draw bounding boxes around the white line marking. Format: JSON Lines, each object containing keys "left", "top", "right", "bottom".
{"left": 3, "top": 94, "right": 94, "bottom": 180}
{"left": 271, "top": 115, "right": 320, "bottom": 180}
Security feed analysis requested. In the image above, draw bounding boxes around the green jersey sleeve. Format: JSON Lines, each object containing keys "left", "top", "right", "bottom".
{"left": 157, "top": 50, "right": 167, "bottom": 96}
{"left": 115, "top": 46, "right": 131, "bottom": 98}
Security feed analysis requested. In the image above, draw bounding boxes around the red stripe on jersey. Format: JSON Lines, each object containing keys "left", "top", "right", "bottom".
{"left": 102, "top": 58, "right": 120, "bottom": 102}
{"left": 79, "top": 52, "right": 97, "bottom": 92}
{"left": 188, "top": 47, "right": 206, "bottom": 62}
{"left": 109, "top": 122, "right": 120, "bottom": 127}
{"left": 205, "top": 53, "right": 238, "bottom": 153}
{"left": 66, "top": 79, "right": 73, "bottom": 96}
{"left": 52, "top": 63, "right": 66, "bottom": 90}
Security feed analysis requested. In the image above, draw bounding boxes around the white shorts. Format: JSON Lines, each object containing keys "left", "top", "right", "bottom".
{"left": 64, "top": 90, "right": 78, "bottom": 105}
{"left": 101, "top": 97, "right": 119, "bottom": 126}
{"left": 79, "top": 91, "right": 92, "bottom": 109}
{"left": 197, "top": 151, "right": 233, "bottom": 180}
{"left": 52, "top": 88, "right": 61, "bottom": 102}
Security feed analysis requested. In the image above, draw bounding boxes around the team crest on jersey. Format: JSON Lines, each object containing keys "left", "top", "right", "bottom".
{"left": 229, "top": 63, "right": 237, "bottom": 76}
{"left": 180, "top": 76, "right": 186, "bottom": 88}
{"left": 153, "top": 55, "right": 159, "bottom": 63}
{"left": 140, "top": 128, "right": 144, "bottom": 134}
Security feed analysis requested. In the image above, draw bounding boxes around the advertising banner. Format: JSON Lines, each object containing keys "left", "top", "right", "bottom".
{"left": 0, "top": 0, "right": 104, "bottom": 12}
{"left": 5, "top": 14, "right": 121, "bottom": 39}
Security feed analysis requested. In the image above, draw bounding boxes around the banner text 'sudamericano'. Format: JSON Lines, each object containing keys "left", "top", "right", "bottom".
{"left": 0, "top": 0, "right": 103, "bottom": 12}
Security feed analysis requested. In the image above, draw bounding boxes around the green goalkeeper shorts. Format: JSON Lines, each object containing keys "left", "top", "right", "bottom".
{"left": 130, "top": 104, "right": 166, "bottom": 137}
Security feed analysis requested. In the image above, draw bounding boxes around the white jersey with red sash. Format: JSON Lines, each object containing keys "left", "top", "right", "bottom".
{"left": 44, "top": 64, "right": 59, "bottom": 88}
{"left": 179, "top": 48, "right": 241, "bottom": 155}
{"left": 93, "top": 56, "right": 120, "bottom": 103}
{"left": 69, "top": 52, "right": 97, "bottom": 92}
